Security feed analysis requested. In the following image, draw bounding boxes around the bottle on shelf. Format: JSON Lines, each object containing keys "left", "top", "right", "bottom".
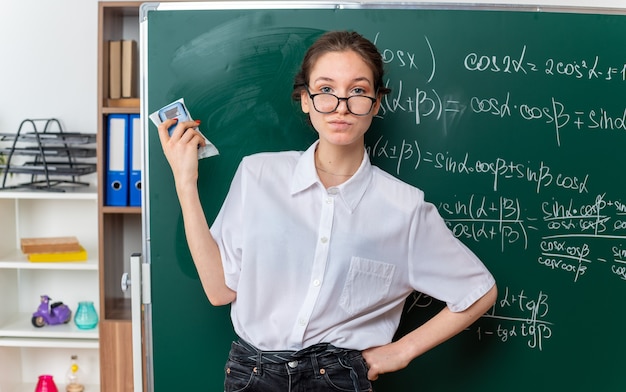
{"left": 35, "top": 374, "right": 58, "bottom": 392}
{"left": 65, "top": 355, "right": 85, "bottom": 392}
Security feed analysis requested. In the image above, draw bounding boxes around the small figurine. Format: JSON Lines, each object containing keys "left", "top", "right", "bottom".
{"left": 32, "top": 295, "right": 72, "bottom": 328}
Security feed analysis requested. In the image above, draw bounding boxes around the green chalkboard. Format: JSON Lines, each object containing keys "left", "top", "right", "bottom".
{"left": 143, "top": 3, "right": 626, "bottom": 391}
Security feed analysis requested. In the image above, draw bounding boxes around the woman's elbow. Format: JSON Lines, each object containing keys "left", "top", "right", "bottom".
{"left": 207, "top": 289, "right": 236, "bottom": 306}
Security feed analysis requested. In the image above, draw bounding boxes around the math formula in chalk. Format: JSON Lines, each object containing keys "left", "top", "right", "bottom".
{"left": 372, "top": 33, "right": 626, "bottom": 148}
{"left": 365, "top": 137, "right": 626, "bottom": 285}
{"left": 405, "top": 287, "right": 554, "bottom": 351}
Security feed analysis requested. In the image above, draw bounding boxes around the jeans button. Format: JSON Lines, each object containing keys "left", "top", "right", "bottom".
{"left": 288, "top": 360, "right": 298, "bottom": 368}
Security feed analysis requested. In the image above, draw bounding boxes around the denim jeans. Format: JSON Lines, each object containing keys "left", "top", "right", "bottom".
{"left": 224, "top": 340, "right": 374, "bottom": 392}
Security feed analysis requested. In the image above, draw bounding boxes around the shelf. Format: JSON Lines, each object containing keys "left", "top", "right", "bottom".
{"left": 102, "top": 205, "right": 141, "bottom": 214}
{"left": 13, "top": 383, "right": 100, "bottom": 392}
{"left": 104, "top": 299, "right": 131, "bottom": 321}
{"left": 0, "top": 312, "right": 98, "bottom": 341}
{"left": 0, "top": 249, "right": 98, "bottom": 271}
{"left": 0, "top": 187, "right": 97, "bottom": 200}
{"left": 102, "top": 106, "right": 140, "bottom": 114}
{"left": 0, "top": 337, "right": 99, "bottom": 349}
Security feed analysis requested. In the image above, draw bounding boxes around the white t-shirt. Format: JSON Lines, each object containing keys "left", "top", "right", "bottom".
{"left": 211, "top": 141, "right": 495, "bottom": 351}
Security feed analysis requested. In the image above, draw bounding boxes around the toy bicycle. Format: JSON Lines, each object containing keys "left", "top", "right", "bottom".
{"left": 32, "top": 295, "right": 72, "bottom": 328}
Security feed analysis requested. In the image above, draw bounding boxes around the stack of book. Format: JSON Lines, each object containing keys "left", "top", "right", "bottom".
{"left": 108, "top": 39, "right": 138, "bottom": 107}
{"left": 21, "top": 236, "right": 87, "bottom": 262}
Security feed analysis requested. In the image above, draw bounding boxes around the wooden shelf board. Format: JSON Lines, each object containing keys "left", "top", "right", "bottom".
{"left": 101, "top": 205, "right": 141, "bottom": 214}
{"left": 102, "top": 106, "right": 140, "bottom": 114}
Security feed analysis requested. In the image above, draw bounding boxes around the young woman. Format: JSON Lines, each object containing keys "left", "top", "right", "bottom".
{"left": 158, "top": 31, "right": 497, "bottom": 392}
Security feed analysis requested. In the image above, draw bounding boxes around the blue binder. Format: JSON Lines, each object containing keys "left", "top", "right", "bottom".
{"left": 129, "top": 114, "right": 142, "bottom": 206}
{"left": 105, "top": 114, "right": 129, "bottom": 206}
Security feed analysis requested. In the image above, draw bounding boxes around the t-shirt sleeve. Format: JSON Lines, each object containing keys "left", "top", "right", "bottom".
{"left": 210, "top": 160, "right": 246, "bottom": 292}
{"left": 408, "top": 197, "right": 496, "bottom": 312}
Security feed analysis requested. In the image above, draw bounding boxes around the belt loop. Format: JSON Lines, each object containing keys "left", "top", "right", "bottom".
{"left": 256, "top": 351, "right": 263, "bottom": 376}
{"left": 310, "top": 353, "right": 321, "bottom": 379}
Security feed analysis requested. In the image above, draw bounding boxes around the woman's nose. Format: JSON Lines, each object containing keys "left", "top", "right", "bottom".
{"left": 335, "top": 97, "right": 349, "bottom": 113}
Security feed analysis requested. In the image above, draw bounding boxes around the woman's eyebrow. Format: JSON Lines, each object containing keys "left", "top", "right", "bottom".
{"left": 311, "top": 76, "right": 373, "bottom": 86}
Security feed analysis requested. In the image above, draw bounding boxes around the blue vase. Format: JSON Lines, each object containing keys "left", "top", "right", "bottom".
{"left": 74, "top": 301, "right": 98, "bottom": 330}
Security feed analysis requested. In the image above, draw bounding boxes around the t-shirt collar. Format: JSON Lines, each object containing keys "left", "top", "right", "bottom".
{"left": 290, "top": 141, "right": 372, "bottom": 212}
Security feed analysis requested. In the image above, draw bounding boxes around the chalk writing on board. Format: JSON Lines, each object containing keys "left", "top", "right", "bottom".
{"left": 463, "top": 45, "right": 626, "bottom": 82}
{"left": 406, "top": 287, "right": 553, "bottom": 350}
{"left": 373, "top": 32, "right": 435, "bottom": 82}
{"left": 372, "top": 32, "right": 626, "bottom": 150}
{"left": 538, "top": 241, "right": 590, "bottom": 282}
{"left": 377, "top": 82, "right": 626, "bottom": 147}
{"left": 436, "top": 192, "right": 626, "bottom": 283}
{"left": 377, "top": 82, "right": 454, "bottom": 126}
{"left": 438, "top": 194, "right": 531, "bottom": 252}
{"left": 469, "top": 51, "right": 626, "bottom": 81}
{"left": 543, "top": 194, "right": 611, "bottom": 235}
{"left": 367, "top": 133, "right": 626, "bottom": 285}
{"left": 540, "top": 194, "right": 626, "bottom": 283}
{"left": 468, "top": 95, "right": 626, "bottom": 146}
{"left": 481, "top": 286, "right": 553, "bottom": 350}
{"left": 611, "top": 245, "right": 626, "bottom": 280}
{"left": 367, "top": 136, "right": 591, "bottom": 194}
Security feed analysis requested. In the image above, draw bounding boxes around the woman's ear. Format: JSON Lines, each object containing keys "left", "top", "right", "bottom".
{"left": 300, "top": 89, "right": 310, "bottom": 114}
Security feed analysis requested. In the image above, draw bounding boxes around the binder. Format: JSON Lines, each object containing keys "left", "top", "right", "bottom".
{"left": 129, "top": 114, "right": 142, "bottom": 206}
{"left": 106, "top": 114, "right": 129, "bottom": 206}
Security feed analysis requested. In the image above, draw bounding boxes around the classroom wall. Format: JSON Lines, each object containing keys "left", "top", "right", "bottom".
{"left": 0, "top": 0, "right": 624, "bottom": 137}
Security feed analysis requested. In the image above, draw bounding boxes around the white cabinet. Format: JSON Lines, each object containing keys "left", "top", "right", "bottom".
{"left": 0, "top": 189, "right": 100, "bottom": 392}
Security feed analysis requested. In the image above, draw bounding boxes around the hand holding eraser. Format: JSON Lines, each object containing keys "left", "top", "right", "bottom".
{"left": 150, "top": 98, "right": 219, "bottom": 160}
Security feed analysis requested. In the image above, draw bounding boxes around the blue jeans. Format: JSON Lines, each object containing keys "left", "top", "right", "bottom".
{"left": 224, "top": 340, "right": 374, "bottom": 392}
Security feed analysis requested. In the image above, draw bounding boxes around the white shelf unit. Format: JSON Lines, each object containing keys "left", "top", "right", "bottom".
{"left": 0, "top": 188, "right": 101, "bottom": 392}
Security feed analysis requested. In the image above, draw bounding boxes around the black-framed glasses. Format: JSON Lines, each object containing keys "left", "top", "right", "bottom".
{"left": 305, "top": 86, "right": 377, "bottom": 116}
